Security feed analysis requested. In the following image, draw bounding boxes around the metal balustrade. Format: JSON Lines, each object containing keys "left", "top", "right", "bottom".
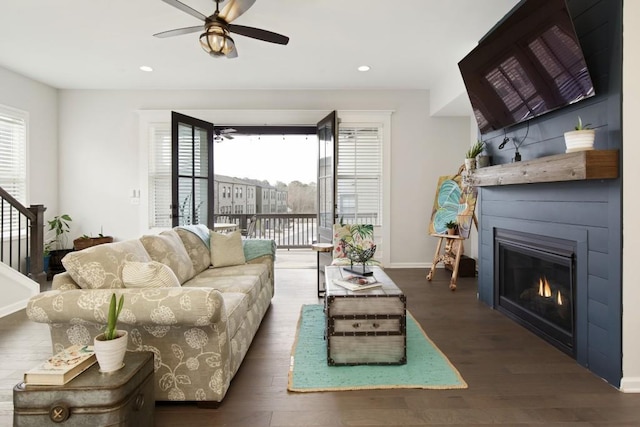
{"left": 215, "top": 213, "right": 378, "bottom": 249}
{"left": 0, "top": 186, "right": 46, "bottom": 285}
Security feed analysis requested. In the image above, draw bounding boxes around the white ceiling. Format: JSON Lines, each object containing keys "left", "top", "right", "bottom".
{"left": 0, "top": 0, "right": 517, "bottom": 94}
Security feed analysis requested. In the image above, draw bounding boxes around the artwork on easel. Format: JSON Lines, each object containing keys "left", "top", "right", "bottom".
{"left": 428, "top": 170, "right": 478, "bottom": 239}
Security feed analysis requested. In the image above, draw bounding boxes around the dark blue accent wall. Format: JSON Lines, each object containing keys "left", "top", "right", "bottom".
{"left": 476, "top": 0, "right": 622, "bottom": 386}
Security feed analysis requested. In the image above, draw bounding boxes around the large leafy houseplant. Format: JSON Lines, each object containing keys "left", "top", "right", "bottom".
{"left": 47, "top": 214, "right": 72, "bottom": 250}
{"left": 46, "top": 214, "right": 73, "bottom": 279}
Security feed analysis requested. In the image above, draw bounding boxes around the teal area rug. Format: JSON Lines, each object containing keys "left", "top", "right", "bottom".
{"left": 288, "top": 304, "right": 467, "bottom": 392}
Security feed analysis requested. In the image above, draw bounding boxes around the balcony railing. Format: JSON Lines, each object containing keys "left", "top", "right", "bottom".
{"left": 0, "top": 186, "right": 46, "bottom": 285}
{"left": 216, "top": 213, "right": 316, "bottom": 249}
{"left": 214, "top": 213, "right": 379, "bottom": 249}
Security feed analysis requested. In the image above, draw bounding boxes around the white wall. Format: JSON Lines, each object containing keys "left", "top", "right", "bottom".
{"left": 0, "top": 66, "right": 58, "bottom": 316}
{"left": 621, "top": 1, "right": 640, "bottom": 392}
{"left": 0, "top": 66, "right": 58, "bottom": 216}
{"left": 57, "top": 89, "right": 470, "bottom": 267}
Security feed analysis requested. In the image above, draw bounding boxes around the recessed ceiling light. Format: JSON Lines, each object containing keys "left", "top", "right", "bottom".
{"left": 139, "top": 65, "right": 153, "bottom": 72}
{"left": 357, "top": 65, "right": 371, "bottom": 72}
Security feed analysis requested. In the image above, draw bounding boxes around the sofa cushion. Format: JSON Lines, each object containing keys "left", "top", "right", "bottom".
{"left": 175, "top": 227, "right": 211, "bottom": 274}
{"left": 140, "top": 230, "right": 196, "bottom": 284}
{"left": 210, "top": 231, "right": 246, "bottom": 268}
{"left": 62, "top": 239, "right": 152, "bottom": 289}
{"left": 182, "top": 269, "right": 261, "bottom": 308}
{"left": 201, "top": 263, "right": 270, "bottom": 289}
{"left": 221, "top": 292, "right": 250, "bottom": 339}
{"left": 122, "top": 261, "right": 181, "bottom": 288}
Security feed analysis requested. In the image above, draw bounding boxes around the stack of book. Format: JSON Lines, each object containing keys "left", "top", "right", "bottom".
{"left": 24, "top": 344, "right": 97, "bottom": 386}
{"left": 332, "top": 273, "right": 381, "bottom": 291}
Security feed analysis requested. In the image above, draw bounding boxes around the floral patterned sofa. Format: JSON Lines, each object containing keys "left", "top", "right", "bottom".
{"left": 26, "top": 225, "right": 276, "bottom": 405}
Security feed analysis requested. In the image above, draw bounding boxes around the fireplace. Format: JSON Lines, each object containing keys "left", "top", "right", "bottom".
{"left": 494, "top": 229, "right": 576, "bottom": 356}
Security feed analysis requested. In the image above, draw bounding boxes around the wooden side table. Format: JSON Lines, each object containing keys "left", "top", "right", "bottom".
{"left": 14, "top": 351, "right": 155, "bottom": 426}
{"left": 311, "top": 243, "right": 333, "bottom": 297}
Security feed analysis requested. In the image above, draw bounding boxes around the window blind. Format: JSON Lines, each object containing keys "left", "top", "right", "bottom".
{"left": 337, "top": 125, "right": 382, "bottom": 226}
{"left": 148, "top": 123, "right": 172, "bottom": 228}
{"left": 0, "top": 105, "right": 27, "bottom": 233}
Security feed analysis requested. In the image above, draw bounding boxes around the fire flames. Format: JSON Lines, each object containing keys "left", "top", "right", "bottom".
{"left": 538, "top": 276, "right": 563, "bottom": 306}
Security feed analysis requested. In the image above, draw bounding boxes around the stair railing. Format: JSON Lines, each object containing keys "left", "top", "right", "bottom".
{"left": 0, "top": 186, "right": 46, "bottom": 286}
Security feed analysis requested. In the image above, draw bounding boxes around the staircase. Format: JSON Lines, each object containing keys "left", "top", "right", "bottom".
{"left": 0, "top": 186, "right": 46, "bottom": 287}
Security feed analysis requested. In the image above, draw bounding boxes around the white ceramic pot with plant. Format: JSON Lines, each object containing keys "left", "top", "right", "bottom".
{"left": 564, "top": 116, "right": 595, "bottom": 153}
{"left": 465, "top": 140, "right": 485, "bottom": 171}
{"left": 94, "top": 293, "right": 127, "bottom": 373}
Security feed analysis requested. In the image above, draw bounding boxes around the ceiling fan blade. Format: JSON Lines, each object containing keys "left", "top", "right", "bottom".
{"left": 161, "top": 0, "right": 207, "bottom": 22}
{"left": 153, "top": 26, "right": 203, "bottom": 38}
{"left": 228, "top": 24, "right": 289, "bottom": 45}
{"left": 226, "top": 45, "right": 239, "bottom": 59}
{"left": 219, "top": 0, "right": 257, "bottom": 23}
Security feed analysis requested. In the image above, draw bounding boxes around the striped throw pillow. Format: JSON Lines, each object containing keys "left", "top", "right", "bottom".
{"left": 122, "top": 261, "right": 181, "bottom": 288}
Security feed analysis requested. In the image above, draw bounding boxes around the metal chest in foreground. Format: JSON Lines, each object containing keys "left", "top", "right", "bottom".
{"left": 324, "top": 266, "right": 407, "bottom": 366}
{"left": 13, "top": 351, "right": 154, "bottom": 427}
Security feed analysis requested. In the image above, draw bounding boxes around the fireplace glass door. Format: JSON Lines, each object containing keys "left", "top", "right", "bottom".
{"left": 495, "top": 229, "right": 575, "bottom": 355}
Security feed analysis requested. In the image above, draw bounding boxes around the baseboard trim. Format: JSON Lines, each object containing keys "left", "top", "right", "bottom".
{"left": 0, "top": 298, "right": 30, "bottom": 318}
{"left": 620, "top": 377, "right": 640, "bottom": 393}
{"left": 385, "top": 262, "right": 433, "bottom": 269}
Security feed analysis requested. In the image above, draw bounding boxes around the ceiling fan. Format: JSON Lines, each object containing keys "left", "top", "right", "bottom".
{"left": 214, "top": 127, "right": 237, "bottom": 142}
{"left": 154, "top": 0, "right": 289, "bottom": 59}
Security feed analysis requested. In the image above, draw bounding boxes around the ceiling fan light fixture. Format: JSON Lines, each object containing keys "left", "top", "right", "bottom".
{"left": 199, "top": 25, "right": 235, "bottom": 57}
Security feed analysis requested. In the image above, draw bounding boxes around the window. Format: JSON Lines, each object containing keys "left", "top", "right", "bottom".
{"left": 148, "top": 123, "right": 172, "bottom": 228}
{"left": 0, "top": 105, "right": 28, "bottom": 233}
{"left": 337, "top": 124, "right": 383, "bottom": 226}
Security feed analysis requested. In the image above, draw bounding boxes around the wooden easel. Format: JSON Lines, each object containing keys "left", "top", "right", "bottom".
{"left": 426, "top": 214, "right": 478, "bottom": 291}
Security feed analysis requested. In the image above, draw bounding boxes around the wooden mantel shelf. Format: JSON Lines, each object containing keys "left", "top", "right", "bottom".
{"left": 467, "top": 149, "right": 619, "bottom": 187}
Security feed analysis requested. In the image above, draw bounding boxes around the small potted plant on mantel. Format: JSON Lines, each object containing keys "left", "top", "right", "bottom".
{"left": 464, "top": 140, "right": 486, "bottom": 171}
{"left": 564, "top": 116, "right": 595, "bottom": 153}
{"left": 93, "top": 293, "right": 127, "bottom": 373}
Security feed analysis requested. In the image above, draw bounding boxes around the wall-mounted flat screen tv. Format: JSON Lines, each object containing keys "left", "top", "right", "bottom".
{"left": 458, "top": 0, "right": 595, "bottom": 135}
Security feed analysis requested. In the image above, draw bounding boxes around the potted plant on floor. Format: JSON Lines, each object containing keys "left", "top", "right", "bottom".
{"left": 46, "top": 214, "right": 73, "bottom": 280}
{"left": 564, "top": 116, "right": 595, "bottom": 153}
{"left": 94, "top": 294, "right": 127, "bottom": 373}
{"left": 464, "top": 140, "right": 485, "bottom": 171}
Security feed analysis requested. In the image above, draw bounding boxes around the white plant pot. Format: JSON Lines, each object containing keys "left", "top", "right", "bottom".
{"left": 464, "top": 158, "right": 476, "bottom": 171}
{"left": 94, "top": 330, "right": 128, "bottom": 373}
{"left": 564, "top": 129, "right": 595, "bottom": 153}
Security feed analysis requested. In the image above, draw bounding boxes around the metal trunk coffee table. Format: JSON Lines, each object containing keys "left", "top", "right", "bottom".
{"left": 323, "top": 266, "right": 407, "bottom": 365}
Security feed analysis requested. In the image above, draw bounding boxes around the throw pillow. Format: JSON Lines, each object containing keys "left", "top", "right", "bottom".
{"left": 140, "top": 230, "right": 196, "bottom": 284}
{"left": 62, "top": 239, "right": 152, "bottom": 289}
{"left": 175, "top": 227, "right": 211, "bottom": 275}
{"left": 122, "top": 261, "right": 181, "bottom": 288}
{"left": 210, "top": 230, "right": 246, "bottom": 268}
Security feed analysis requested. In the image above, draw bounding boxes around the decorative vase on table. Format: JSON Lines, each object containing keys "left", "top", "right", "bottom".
{"left": 94, "top": 331, "right": 128, "bottom": 373}
{"left": 464, "top": 158, "right": 476, "bottom": 171}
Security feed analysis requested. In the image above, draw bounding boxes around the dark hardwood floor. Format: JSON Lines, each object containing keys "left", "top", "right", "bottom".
{"left": 3, "top": 258, "right": 640, "bottom": 426}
